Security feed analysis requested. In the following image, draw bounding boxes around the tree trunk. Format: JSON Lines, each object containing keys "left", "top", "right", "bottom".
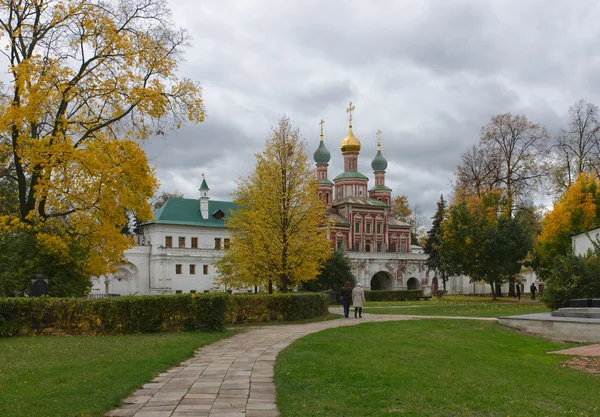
{"left": 490, "top": 283, "right": 496, "bottom": 300}
{"left": 442, "top": 271, "right": 447, "bottom": 291}
{"left": 495, "top": 282, "right": 503, "bottom": 297}
{"left": 508, "top": 276, "right": 515, "bottom": 297}
{"left": 268, "top": 280, "right": 273, "bottom": 294}
{"left": 254, "top": 285, "right": 258, "bottom": 294}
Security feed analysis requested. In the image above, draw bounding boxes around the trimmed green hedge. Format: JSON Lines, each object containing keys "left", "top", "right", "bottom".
{"left": 364, "top": 290, "right": 424, "bottom": 302}
{"left": 0, "top": 292, "right": 330, "bottom": 337}
{"left": 226, "top": 293, "right": 329, "bottom": 325}
{"left": 0, "top": 294, "right": 228, "bottom": 337}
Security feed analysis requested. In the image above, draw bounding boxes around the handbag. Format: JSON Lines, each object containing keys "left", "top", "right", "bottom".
{"left": 339, "top": 296, "right": 344, "bottom": 304}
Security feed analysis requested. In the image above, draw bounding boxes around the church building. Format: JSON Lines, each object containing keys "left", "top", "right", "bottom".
{"left": 91, "top": 103, "right": 431, "bottom": 295}
{"left": 314, "top": 102, "right": 429, "bottom": 291}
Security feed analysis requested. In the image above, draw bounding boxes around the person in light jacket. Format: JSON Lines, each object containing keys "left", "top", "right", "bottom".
{"left": 352, "top": 282, "right": 366, "bottom": 318}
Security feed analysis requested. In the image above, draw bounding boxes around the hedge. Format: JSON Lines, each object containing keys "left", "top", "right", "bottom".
{"left": 0, "top": 292, "right": 330, "bottom": 337}
{"left": 0, "top": 293, "right": 228, "bottom": 337}
{"left": 226, "top": 293, "right": 329, "bottom": 325}
{"left": 364, "top": 289, "right": 424, "bottom": 302}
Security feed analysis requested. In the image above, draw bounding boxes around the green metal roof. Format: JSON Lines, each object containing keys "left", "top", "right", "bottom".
{"left": 313, "top": 141, "right": 331, "bottom": 165}
{"left": 150, "top": 198, "right": 235, "bottom": 227}
{"left": 199, "top": 178, "right": 210, "bottom": 191}
{"left": 333, "top": 170, "right": 369, "bottom": 181}
{"left": 333, "top": 196, "right": 389, "bottom": 207}
{"left": 369, "top": 184, "right": 392, "bottom": 192}
{"left": 371, "top": 149, "right": 388, "bottom": 172}
{"left": 318, "top": 178, "right": 334, "bottom": 185}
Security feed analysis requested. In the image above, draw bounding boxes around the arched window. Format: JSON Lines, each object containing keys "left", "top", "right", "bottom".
{"left": 365, "top": 243, "right": 371, "bottom": 252}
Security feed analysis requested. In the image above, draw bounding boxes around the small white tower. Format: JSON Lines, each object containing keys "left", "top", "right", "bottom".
{"left": 199, "top": 173, "right": 210, "bottom": 219}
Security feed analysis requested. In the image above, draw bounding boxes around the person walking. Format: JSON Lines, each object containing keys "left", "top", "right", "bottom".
{"left": 352, "top": 282, "right": 366, "bottom": 318}
{"left": 530, "top": 282, "right": 537, "bottom": 300}
{"left": 513, "top": 283, "right": 521, "bottom": 301}
{"left": 340, "top": 281, "right": 353, "bottom": 318}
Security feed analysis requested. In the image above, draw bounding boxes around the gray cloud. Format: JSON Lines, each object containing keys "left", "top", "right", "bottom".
{"left": 151, "top": 0, "right": 600, "bottom": 223}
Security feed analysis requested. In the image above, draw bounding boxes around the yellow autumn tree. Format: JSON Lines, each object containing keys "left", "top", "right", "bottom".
{"left": 0, "top": 0, "right": 204, "bottom": 281}
{"left": 536, "top": 173, "right": 600, "bottom": 271}
{"left": 216, "top": 117, "right": 331, "bottom": 293}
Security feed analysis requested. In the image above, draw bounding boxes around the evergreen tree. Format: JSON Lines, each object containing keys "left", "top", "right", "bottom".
{"left": 424, "top": 194, "right": 448, "bottom": 290}
{"left": 302, "top": 250, "right": 355, "bottom": 292}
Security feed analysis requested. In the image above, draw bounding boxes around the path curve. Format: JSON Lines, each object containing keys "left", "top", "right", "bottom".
{"left": 107, "top": 312, "right": 495, "bottom": 417}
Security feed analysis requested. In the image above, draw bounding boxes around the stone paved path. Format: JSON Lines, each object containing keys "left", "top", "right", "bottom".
{"left": 106, "top": 312, "right": 495, "bottom": 417}
{"left": 550, "top": 344, "right": 600, "bottom": 356}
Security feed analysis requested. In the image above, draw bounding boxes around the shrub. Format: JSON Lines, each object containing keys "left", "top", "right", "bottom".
{"left": 0, "top": 293, "right": 228, "bottom": 337}
{"left": 542, "top": 248, "right": 600, "bottom": 310}
{"left": 364, "top": 290, "right": 424, "bottom": 302}
{"left": 435, "top": 290, "right": 448, "bottom": 299}
{"left": 226, "top": 293, "right": 329, "bottom": 325}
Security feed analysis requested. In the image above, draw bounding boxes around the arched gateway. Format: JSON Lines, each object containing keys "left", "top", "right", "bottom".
{"left": 407, "top": 277, "right": 420, "bottom": 290}
{"left": 371, "top": 271, "right": 393, "bottom": 290}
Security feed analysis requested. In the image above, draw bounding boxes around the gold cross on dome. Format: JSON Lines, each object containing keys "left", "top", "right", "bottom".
{"left": 319, "top": 119, "right": 325, "bottom": 139}
{"left": 346, "top": 101, "right": 355, "bottom": 127}
{"left": 376, "top": 129, "right": 382, "bottom": 149}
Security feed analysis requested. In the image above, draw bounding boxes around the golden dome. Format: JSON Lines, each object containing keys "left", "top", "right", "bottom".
{"left": 340, "top": 127, "right": 361, "bottom": 153}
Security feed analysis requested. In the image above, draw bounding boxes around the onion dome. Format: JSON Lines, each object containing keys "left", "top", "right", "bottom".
{"left": 371, "top": 129, "right": 387, "bottom": 171}
{"left": 314, "top": 141, "right": 331, "bottom": 164}
{"left": 371, "top": 149, "right": 388, "bottom": 172}
{"left": 340, "top": 127, "right": 361, "bottom": 154}
{"left": 313, "top": 119, "right": 331, "bottom": 164}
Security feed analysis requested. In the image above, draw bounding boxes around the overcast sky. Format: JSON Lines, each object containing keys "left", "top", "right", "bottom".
{"left": 145, "top": 0, "right": 600, "bottom": 222}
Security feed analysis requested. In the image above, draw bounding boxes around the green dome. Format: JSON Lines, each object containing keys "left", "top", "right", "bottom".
{"left": 313, "top": 141, "right": 331, "bottom": 165}
{"left": 371, "top": 150, "right": 388, "bottom": 172}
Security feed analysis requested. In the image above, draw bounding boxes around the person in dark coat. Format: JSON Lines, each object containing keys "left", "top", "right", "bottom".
{"left": 530, "top": 282, "right": 537, "bottom": 300}
{"left": 513, "top": 283, "right": 521, "bottom": 301}
{"left": 340, "top": 281, "right": 353, "bottom": 318}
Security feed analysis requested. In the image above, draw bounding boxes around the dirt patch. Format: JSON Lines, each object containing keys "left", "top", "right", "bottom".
{"left": 561, "top": 357, "right": 600, "bottom": 375}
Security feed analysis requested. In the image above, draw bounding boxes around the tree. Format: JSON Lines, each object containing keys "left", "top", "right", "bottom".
{"left": 301, "top": 250, "right": 355, "bottom": 292}
{"left": 0, "top": 228, "right": 91, "bottom": 297}
{"left": 480, "top": 113, "right": 551, "bottom": 205}
{"left": 552, "top": 100, "right": 600, "bottom": 193}
{"left": 424, "top": 194, "right": 449, "bottom": 290}
{"left": 151, "top": 190, "right": 185, "bottom": 212}
{"left": 409, "top": 202, "right": 427, "bottom": 246}
{"left": 0, "top": 0, "right": 204, "bottom": 280}
{"left": 534, "top": 173, "right": 600, "bottom": 281}
{"left": 391, "top": 195, "right": 412, "bottom": 222}
{"left": 541, "top": 240, "right": 600, "bottom": 309}
{"left": 215, "top": 117, "right": 331, "bottom": 293}
{"left": 440, "top": 190, "right": 532, "bottom": 298}
{"left": 455, "top": 145, "right": 501, "bottom": 199}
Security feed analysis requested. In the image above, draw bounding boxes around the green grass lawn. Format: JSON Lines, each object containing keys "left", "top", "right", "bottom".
{"left": 275, "top": 320, "right": 599, "bottom": 416}
{"left": 363, "top": 296, "right": 551, "bottom": 317}
{"left": 0, "top": 331, "right": 233, "bottom": 417}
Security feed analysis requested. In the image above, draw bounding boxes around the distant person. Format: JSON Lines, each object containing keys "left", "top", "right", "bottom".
{"left": 352, "top": 282, "right": 366, "bottom": 318}
{"left": 513, "top": 283, "right": 521, "bottom": 301}
{"left": 530, "top": 282, "right": 537, "bottom": 300}
{"left": 341, "top": 281, "right": 353, "bottom": 318}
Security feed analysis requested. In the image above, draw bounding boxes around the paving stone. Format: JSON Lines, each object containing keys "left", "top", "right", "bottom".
{"left": 108, "top": 311, "right": 456, "bottom": 417}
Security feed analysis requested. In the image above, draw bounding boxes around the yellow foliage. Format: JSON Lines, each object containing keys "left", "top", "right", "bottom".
{"left": 538, "top": 173, "right": 600, "bottom": 259}
{"left": 216, "top": 118, "right": 331, "bottom": 291}
{"left": 0, "top": 1, "right": 204, "bottom": 278}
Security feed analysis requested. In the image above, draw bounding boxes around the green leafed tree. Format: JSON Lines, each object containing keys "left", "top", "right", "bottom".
{"left": 440, "top": 190, "right": 532, "bottom": 298}
{"left": 301, "top": 250, "right": 355, "bottom": 292}
{"left": 215, "top": 117, "right": 331, "bottom": 293}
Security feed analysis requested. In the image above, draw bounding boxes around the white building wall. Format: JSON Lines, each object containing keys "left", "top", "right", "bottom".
{"left": 572, "top": 227, "right": 600, "bottom": 256}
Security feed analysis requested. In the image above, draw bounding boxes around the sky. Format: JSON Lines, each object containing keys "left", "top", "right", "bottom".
{"left": 144, "top": 0, "right": 600, "bottom": 222}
